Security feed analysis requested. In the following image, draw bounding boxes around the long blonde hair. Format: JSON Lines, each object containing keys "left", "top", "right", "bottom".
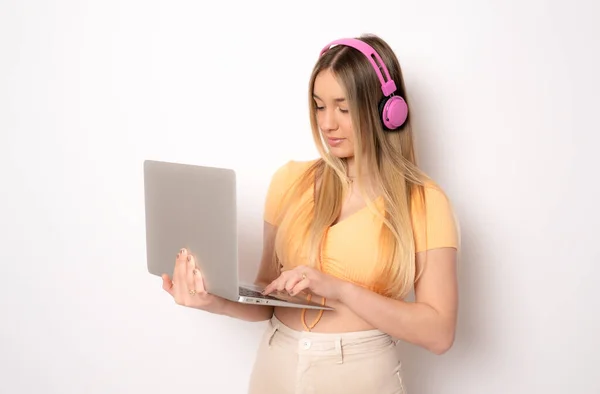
{"left": 273, "top": 34, "right": 433, "bottom": 299}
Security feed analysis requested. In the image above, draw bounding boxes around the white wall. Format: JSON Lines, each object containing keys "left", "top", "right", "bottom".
{"left": 1, "top": 0, "right": 598, "bottom": 393}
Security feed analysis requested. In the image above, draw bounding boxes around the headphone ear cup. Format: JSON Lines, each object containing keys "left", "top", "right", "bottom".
{"left": 379, "top": 96, "right": 408, "bottom": 131}
{"left": 378, "top": 98, "right": 390, "bottom": 129}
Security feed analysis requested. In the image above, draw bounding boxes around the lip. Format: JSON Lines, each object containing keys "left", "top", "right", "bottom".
{"left": 326, "top": 137, "right": 345, "bottom": 147}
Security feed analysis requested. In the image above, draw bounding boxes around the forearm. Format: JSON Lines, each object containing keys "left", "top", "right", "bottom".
{"left": 339, "top": 282, "right": 455, "bottom": 354}
{"left": 209, "top": 295, "right": 274, "bottom": 322}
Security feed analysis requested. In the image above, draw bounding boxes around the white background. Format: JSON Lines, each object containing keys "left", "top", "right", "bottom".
{"left": 1, "top": 0, "right": 599, "bottom": 393}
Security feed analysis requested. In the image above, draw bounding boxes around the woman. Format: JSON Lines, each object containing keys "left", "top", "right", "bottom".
{"left": 162, "top": 34, "right": 459, "bottom": 394}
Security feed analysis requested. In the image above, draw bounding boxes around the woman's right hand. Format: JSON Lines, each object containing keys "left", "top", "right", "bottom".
{"left": 161, "top": 248, "right": 221, "bottom": 312}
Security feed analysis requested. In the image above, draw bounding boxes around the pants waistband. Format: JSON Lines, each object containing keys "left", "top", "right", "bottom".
{"left": 267, "top": 315, "right": 394, "bottom": 359}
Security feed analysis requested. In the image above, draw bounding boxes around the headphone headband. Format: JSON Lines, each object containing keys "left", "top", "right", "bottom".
{"left": 318, "top": 37, "right": 408, "bottom": 131}
{"left": 319, "top": 38, "right": 397, "bottom": 97}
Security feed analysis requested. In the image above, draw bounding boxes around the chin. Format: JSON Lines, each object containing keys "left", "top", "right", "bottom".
{"left": 330, "top": 153, "right": 353, "bottom": 159}
{"left": 328, "top": 147, "right": 354, "bottom": 159}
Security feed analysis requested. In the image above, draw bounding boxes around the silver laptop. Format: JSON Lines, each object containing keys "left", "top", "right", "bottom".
{"left": 143, "top": 159, "right": 333, "bottom": 311}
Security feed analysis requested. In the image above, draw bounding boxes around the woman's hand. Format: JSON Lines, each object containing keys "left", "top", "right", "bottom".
{"left": 161, "top": 248, "right": 220, "bottom": 312}
{"left": 262, "top": 265, "right": 349, "bottom": 302}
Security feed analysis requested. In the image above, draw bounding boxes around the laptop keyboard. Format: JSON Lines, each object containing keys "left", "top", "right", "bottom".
{"left": 239, "top": 286, "right": 280, "bottom": 300}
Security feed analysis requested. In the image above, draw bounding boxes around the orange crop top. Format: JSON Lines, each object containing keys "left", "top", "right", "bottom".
{"left": 263, "top": 159, "right": 459, "bottom": 295}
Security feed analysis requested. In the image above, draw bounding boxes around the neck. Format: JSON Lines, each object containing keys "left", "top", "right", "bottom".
{"left": 346, "top": 157, "right": 367, "bottom": 178}
{"left": 346, "top": 157, "right": 356, "bottom": 177}
{"left": 344, "top": 156, "right": 380, "bottom": 199}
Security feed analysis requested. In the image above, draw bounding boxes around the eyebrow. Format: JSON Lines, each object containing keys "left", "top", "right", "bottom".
{"left": 313, "top": 94, "right": 346, "bottom": 102}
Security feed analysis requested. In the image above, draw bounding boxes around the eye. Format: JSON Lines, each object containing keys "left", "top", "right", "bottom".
{"left": 315, "top": 105, "right": 325, "bottom": 111}
{"left": 338, "top": 107, "right": 349, "bottom": 114}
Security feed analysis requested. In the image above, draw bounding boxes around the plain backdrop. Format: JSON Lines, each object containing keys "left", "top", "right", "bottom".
{"left": 1, "top": 0, "right": 599, "bottom": 393}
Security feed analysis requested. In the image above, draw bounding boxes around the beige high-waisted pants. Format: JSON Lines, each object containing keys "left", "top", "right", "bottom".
{"left": 247, "top": 315, "right": 406, "bottom": 394}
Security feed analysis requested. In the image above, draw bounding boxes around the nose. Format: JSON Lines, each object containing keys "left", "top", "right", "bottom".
{"left": 319, "top": 108, "right": 338, "bottom": 132}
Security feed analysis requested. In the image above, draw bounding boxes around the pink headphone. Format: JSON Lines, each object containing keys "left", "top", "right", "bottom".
{"left": 319, "top": 38, "right": 409, "bottom": 131}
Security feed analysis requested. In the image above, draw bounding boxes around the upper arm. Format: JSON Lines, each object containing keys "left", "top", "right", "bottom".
{"left": 411, "top": 184, "right": 460, "bottom": 325}
{"left": 254, "top": 221, "right": 279, "bottom": 287}
{"left": 253, "top": 161, "right": 294, "bottom": 287}
{"left": 263, "top": 161, "right": 293, "bottom": 226}
{"left": 414, "top": 247, "right": 458, "bottom": 326}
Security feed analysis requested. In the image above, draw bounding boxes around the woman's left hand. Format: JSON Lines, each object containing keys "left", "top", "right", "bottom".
{"left": 262, "top": 265, "right": 348, "bottom": 302}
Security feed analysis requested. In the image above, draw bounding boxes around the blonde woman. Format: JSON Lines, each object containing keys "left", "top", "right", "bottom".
{"left": 163, "top": 34, "right": 459, "bottom": 394}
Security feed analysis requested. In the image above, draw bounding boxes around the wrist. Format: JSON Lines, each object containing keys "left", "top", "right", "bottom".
{"left": 336, "top": 280, "right": 356, "bottom": 303}
{"left": 203, "top": 294, "right": 228, "bottom": 315}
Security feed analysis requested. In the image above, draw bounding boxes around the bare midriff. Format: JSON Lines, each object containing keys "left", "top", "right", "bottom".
{"left": 273, "top": 301, "right": 376, "bottom": 333}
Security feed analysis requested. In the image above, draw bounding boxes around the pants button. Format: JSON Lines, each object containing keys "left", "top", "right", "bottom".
{"left": 302, "top": 339, "right": 311, "bottom": 350}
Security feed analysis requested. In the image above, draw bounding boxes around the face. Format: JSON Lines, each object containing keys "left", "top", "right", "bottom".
{"left": 312, "top": 69, "right": 355, "bottom": 159}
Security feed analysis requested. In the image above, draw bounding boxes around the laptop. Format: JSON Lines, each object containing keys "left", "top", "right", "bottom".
{"left": 143, "top": 159, "right": 333, "bottom": 311}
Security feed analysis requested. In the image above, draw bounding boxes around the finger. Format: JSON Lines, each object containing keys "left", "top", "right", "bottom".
{"left": 276, "top": 279, "right": 289, "bottom": 292}
{"left": 262, "top": 278, "right": 280, "bottom": 295}
{"left": 173, "top": 248, "right": 189, "bottom": 301}
{"left": 185, "top": 253, "right": 198, "bottom": 296}
{"left": 284, "top": 268, "right": 308, "bottom": 292}
{"left": 290, "top": 278, "right": 310, "bottom": 296}
{"left": 174, "top": 248, "right": 188, "bottom": 291}
{"left": 262, "top": 270, "right": 287, "bottom": 295}
{"left": 162, "top": 274, "right": 174, "bottom": 295}
{"left": 262, "top": 281, "right": 274, "bottom": 295}
{"left": 284, "top": 275, "right": 303, "bottom": 294}
{"left": 275, "top": 271, "right": 294, "bottom": 292}
{"left": 193, "top": 265, "right": 206, "bottom": 293}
